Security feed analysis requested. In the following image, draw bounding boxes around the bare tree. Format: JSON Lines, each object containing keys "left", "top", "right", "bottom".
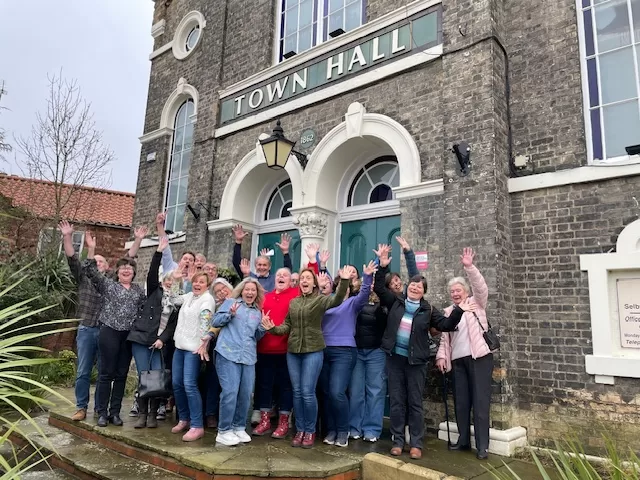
{"left": 15, "top": 72, "right": 114, "bottom": 221}
{"left": 0, "top": 81, "right": 10, "bottom": 161}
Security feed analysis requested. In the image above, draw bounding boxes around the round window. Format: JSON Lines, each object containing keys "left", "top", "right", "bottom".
{"left": 186, "top": 26, "right": 200, "bottom": 51}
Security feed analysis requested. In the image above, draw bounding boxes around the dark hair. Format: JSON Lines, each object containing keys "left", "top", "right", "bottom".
{"left": 347, "top": 264, "right": 360, "bottom": 278}
{"left": 332, "top": 277, "right": 359, "bottom": 295}
{"left": 385, "top": 272, "right": 401, "bottom": 287}
{"left": 115, "top": 257, "right": 137, "bottom": 280}
{"left": 407, "top": 274, "right": 428, "bottom": 293}
{"left": 182, "top": 251, "right": 196, "bottom": 261}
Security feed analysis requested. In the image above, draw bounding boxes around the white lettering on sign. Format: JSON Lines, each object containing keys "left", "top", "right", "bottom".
{"left": 301, "top": 133, "right": 314, "bottom": 145}
{"left": 372, "top": 37, "right": 385, "bottom": 61}
{"left": 327, "top": 52, "right": 345, "bottom": 79}
{"left": 235, "top": 94, "right": 245, "bottom": 115}
{"left": 348, "top": 45, "right": 367, "bottom": 71}
{"left": 617, "top": 278, "right": 640, "bottom": 349}
{"left": 292, "top": 68, "right": 308, "bottom": 93}
{"left": 392, "top": 28, "right": 406, "bottom": 54}
{"left": 267, "top": 77, "right": 288, "bottom": 102}
{"left": 249, "top": 89, "right": 264, "bottom": 109}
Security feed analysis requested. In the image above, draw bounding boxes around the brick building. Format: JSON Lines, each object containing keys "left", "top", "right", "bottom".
{"left": 132, "top": 0, "right": 640, "bottom": 452}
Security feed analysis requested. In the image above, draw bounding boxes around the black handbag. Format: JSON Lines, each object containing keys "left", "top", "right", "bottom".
{"left": 474, "top": 313, "right": 500, "bottom": 351}
{"left": 138, "top": 349, "right": 172, "bottom": 399}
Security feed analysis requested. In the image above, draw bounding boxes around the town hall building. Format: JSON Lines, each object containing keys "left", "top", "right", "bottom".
{"left": 131, "top": 0, "right": 640, "bottom": 453}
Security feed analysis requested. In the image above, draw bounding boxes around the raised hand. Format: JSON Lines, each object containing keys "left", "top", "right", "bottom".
{"left": 240, "top": 258, "right": 251, "bottom": 277}
{"left": 261, "top": 312, "right": 275, "bottom": 330}
{"left": 373, "top": 244, "right": 392, "bottom": 268}
{"left": 319, "top": 249, "right": 331, "bottom": 265}
{"left": 156, "top": 212, "right": 166, "bottom": 225}
{"left": 317, "top": 271, "right": 330, "bottom": 289}
{"left": 276, "top": 233, "right": 291, "bottom": 254}
{"left": 305, "top": 243, "right": 320, "bottom": 261}
{"left": 362, "top": 260, "right": 377, "bottom": 276}
{"left": 396, "top": 236, "right": 411, "bottom": 252}
{"left": 186, "top": 263, "right": 197, "bottom": 282}
{"left": 157, "top": 236, "right": 169, "bottom": 252}
{"left": 339, "top": 265, "right": 355, "bottom": 280}
{"left": 134, "top": 225, "right": 149, "bottom": 239}
{"left": 260, "top": 248, "right": 270, "bottom": 257}
{"left": 461, "top": 247, "right": 475, "bottom": 268}
{"left": 58, "top": 220, "right": 73, "bottom": 236}
{"left": 458, "top": 298, "right": 477, "bottom": 312}
{"left": 229, "top": 302, "right": 240, "bottom": 316}
{"left": 85, "top": 231, "right": 96, "bottom": 249}
{"left": 232, "top": 224, "right": 249, "bottom": 244}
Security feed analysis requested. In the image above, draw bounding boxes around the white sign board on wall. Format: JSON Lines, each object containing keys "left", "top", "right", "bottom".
{"left": 617, "top": 278, "right": 640, "bottom": 349}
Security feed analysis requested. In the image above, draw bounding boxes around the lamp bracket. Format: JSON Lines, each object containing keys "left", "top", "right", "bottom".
{"left": 291, "top": 150, "right": 308, "bottom": 170}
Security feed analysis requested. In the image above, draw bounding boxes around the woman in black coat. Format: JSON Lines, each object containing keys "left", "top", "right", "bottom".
{"left": 373, "top": 244, "right": 476, "bottom": 459}
{"left": 128, "top": 238, "right": 180, "bottom": 428}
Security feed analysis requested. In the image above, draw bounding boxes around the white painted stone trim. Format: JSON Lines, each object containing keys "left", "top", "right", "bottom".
{"left": 508, "top": 162, "right": 640, "bottom": 193}
{"left": 219, "top": 0, "right": 442, "bottom": 98}
{"left": 393, "top": 179, "right": 444, "bottom": 200}
{"left": 159, "top": 78, "right": 199, "bottom": 130}
{"left": 338, "top": 201, "right": 400, "bottom": 222}
{"left": 151, "top": 19, "right": 165, "bottom": 38}
{"left": 124, "top": 232, "right": 186, "bottom": 249}
{"left": 207, "top": 219, "right": 256, "bottom": 233}
{"left": 214, "top": 45, "right": 443, "bottom": 138}
{"left": 172, "top": 11, "right": 206, "bottom": 60}
{"left": 255, "top": 218, "right": 297, "bottom": 234}
{"left": 149, "top": 41, "right": 173, "bottom": 60}
{"left": 438, "top": 422, "right": 528, "bottom": 457}
{"left": 139, "top": 127, "right": 173, "bottom": 144}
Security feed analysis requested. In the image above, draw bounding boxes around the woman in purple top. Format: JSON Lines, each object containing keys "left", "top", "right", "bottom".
{"left": 319, "top": 260, "right": 376, "bottom": 448}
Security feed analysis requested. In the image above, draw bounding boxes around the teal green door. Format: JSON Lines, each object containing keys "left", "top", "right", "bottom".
{"left": 257, "top": 229, "right": 301, "bottom": 272}
{"left": 339, "top": 216, "right": 401, "bottom": 273}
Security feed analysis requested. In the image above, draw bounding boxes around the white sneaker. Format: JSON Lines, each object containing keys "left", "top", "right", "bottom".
{"left": 251, "top": 410, "right": 261, "bottom": 425}
{"left": 216, "top": 431, "right": 240, "bottom": 446}
{"left": 234, "top": 429, "right": 252, "bottom": 443}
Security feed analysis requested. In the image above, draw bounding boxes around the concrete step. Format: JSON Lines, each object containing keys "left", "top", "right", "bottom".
{"left": 11, "top": 415, "right": 190, "bottom": 480}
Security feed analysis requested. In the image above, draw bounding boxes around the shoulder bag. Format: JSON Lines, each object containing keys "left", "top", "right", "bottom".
{"left": 138, "top": 348, "right": 172, "bottom": 399}
{"left": 473, "top": 312, "right": 500, "bottom": 351}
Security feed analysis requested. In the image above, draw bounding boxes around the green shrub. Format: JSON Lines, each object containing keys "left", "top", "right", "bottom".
{"left": 32, "top": 350, "right": 77, "bottom": 387}
{"left": 217, "top": 267, "right": 241, "bottom": 286}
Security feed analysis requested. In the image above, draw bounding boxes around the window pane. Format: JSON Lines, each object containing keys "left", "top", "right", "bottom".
{"left": 175, "top": 204, "right": 186, "bottom": 232}
{"left": 587, "top": 58, "right": 600, "bottom": 107}
{"left": 176, "top": 103, "right": 188, "bottom": 126}
{"left": 173, "top": 127, "right": 184, "bottom": 153}
{"left": 329, "top": 11, "right": 344, "bottom": 33}
{"left": 281, "top": 183, "right": 293, "bottom": 201}
{"left": 281, "top": 202, "right": 293, "bottom": 217}
{"left": 180, "top": 149, "right": 191, "bottom": 177}
{"left": 167, "top": 180, "right": 179, "bottom": 206}
{"left": 599, "top": 47, "right": 637, "bottom": 104}
{"left": 299, "top": 26, "right": 312, "bottom": 51}
{"left": 177, "top": 178, "right": 188, "bottom": 205}
{"left": 367, "top": 163, "right": 396, "bottom": 185}
{"left": 284, "top": 34, "right": 296, "bottom": 54}
{"left": 584, "top": 9, "right": 595, "bottom": 57}
{"left": 603, "top": 100, "right": 640, "bottom": 157}
{"left": 590, "top": 109, "right": 604, "bottom": 159}
{"left": 166, "top": 207, "right": 177, "bottom": 232}
{"left": 595, "top": 0, "right": 631, "bottom": 53}
{"left": 329, "top": 0, "right": 344, "bottom": 14}
{"left": 352, "top": 176, "right": 372, "bottom": 206}
{"left": 370, "top": 184, "right": 393, "bottom": 203}
{"left": 345, "top": 1, "right": 361, "bottom": 31}
{"left": 300, "top": 0, "right": 313, "bottom": 27}
{"left": 170, "top": 154, "right": 180, "bottom": 175}
{"left": 184, "top": 123, "right": 194, "bottom": 148}
{"left": 285, "top": 6, "right": 298, "bottom": 35}
{"left": 269, "top": 195, "right": 284, "bottom": 220}
{"left": 633, "top": 0, "right": 640, "bottom": 36}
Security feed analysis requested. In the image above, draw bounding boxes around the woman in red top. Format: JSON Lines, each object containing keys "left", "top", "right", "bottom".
{"left": 252, "top": 267, "right": 299, "bottom": 438}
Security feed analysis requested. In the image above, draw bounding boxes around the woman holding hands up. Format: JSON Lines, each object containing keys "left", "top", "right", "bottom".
{"left": 373, "top": 244, "right": 477, "bottom": 460}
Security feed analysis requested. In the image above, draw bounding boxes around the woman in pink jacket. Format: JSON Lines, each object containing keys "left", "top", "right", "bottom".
{"left": 436, "top": 248, "right": 492, "bottom": 460}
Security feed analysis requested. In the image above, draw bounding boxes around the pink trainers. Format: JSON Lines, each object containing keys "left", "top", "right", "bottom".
{"left": 182, "top": 427, "right": 205, "bottom": 442}
{"left": 171, "top": 420, "right": 190, "bottom": 434}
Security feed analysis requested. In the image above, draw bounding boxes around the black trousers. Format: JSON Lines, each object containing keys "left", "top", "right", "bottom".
{"left": 452, "top": 353, "right": 493, "bottom": 451}
{"left": 386, "top": 353, "right": 428, "bottom": 449}
{"left": 96, "top": 325, "right": 132, "bottom": 417}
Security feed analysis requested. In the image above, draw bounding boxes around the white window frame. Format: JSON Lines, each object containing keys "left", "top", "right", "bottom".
{"left": 163, "top": 99, "right": 195, "bottom": 234}
{"left": 264, "top": 180, "right": 294, "bottom": 220}
{"left": 38, "top": 227, "right": 84, "bottom": 256}
{"left": 576, "top": 0, "right": 640, "bottom": 165}
{"left": 172, "top": 11, "right": 206, "bottom": 60}
{"left": 274, "top": 0, "right": 366, "bottom": 63}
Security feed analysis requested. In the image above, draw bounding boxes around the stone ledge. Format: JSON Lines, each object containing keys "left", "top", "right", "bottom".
{"left": 362, "top": 453, "right": 462, "bottom": 480}
{"left": 437, "top": 422, "right": 527, "bottom": 457}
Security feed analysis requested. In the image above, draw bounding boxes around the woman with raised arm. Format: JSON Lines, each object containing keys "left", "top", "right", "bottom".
{"left": 261, "top": 265, "right": 354, "bottom": 449}
{"left": 373, "top": 245, "right": 476, "bottom": 460}
{"left": 83, "top": 233, "right": 146, "bottom": 428}
{"left": 127, "top": 237, "right": 181, "bottom": 429}
{"left": 436, "top": 248, "right": 492, "bottom": 460}
{"left": 320, "top": 261, "right": 376, "bottom": 448}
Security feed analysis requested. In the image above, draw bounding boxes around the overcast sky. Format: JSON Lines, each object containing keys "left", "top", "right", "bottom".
{"left": 0, "top": 1, "right": 154, "bottom": 193}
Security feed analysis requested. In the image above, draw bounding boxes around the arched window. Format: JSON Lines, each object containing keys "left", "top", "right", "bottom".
{"left": 347, "top": 156, "right": 399, "bottom": 207}
{"left": 265, "top": 180, "right": 293, "bottom": 220}
{"left": 165, "top": 99, "right": 195, "bottom": 233}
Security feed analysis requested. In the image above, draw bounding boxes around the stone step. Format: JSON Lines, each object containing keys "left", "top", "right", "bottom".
{"left": 11, "top": 415, "right": 190, "bottom": 480}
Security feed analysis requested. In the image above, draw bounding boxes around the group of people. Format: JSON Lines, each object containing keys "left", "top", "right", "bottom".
{"left": 62, "top": 211, "right": 495, "bottom": 461}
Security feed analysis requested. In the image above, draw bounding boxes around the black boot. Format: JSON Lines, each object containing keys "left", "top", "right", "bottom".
{"left": 147, "top": 398, "right": 159, "bottom": 428}
{"left": 449, "top": 442, "right": 471, "bottom": 451}
{"left": 476, "top": 449, "right": 489, "bottom": 460}
{"left": 109, "top": 414, "right": 123, "bottom": 426}
{"left": 97, "top": 415, "right": 108, "bottom": 427}
{"left": 134, "top": 414, "right": 148, "bottom": 428}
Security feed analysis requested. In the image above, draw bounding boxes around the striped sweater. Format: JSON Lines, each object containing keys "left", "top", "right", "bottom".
{"left": 436, "top": 264, "right": 491, "bottom": 372}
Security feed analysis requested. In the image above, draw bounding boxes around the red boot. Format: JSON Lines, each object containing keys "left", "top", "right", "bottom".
{"left": 252, "top": 411, "right": 272, "bottom": 436}
{"left": 271, "top": 414, "right": 290, "bottom": 439}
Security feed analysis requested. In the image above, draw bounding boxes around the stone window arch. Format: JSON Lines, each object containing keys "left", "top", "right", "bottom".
{"left": 347, "top": 156, "right": 399, "bottom": 207}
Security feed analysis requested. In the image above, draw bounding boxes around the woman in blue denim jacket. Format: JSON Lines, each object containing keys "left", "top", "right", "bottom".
{"left": 209, "top": 277, "right": 269, "bottom": 447}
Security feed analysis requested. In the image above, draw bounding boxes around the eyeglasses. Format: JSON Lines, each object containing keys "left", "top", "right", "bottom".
{"left": 119, "top": 266, "right": 134, "bottom": 271}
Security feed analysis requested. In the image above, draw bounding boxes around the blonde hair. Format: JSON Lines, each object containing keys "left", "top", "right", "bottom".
{"left": 231, "top": 277, "right": 265, "bottom": 309}
{"left": 448, "top": 276, "right": 470, "bottom": 295}
{"left": 192, "top": 272, "right": 213, "bottom": 286}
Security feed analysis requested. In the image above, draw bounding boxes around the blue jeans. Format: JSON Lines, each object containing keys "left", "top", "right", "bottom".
{"left": 216, "top": 353, "right": 255, "bottom": 433}
{"left": 131, "top": 342, "right": 162, "bottom": 374}
{"left": 319, "top": 347, "right": 357, "bottom": 435}
{"left": 348, "top": 348, "right": 387, "bottom": 438}
{"left": 287, "top": 351, "right": 324, "bottom": 434}
{"left": 172, "top": 348, "right": 203, "bottom": 428}
{"left": 75, "top": 325, "right": 100, "bottom": 411}
{"left": 205, "top": 342, "right": 221, "bottom": 417}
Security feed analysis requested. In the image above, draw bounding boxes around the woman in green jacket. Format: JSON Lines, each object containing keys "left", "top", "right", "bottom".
{"left": 262, "top": 265, "right": 353, "bottom": 449}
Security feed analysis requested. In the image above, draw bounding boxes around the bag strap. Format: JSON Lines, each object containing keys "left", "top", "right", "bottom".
{"left": 148, "top": 347, "right": 165, "bottom": 371}
{"left": 473, "top": 312, "right": 491, "bottom": 331}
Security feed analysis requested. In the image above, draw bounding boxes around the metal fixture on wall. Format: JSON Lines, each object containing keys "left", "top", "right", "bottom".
{"left": 260, "top": 119, "right": 308, "bottom": 170}
{"left": 187, "top": 201, "right": 217, "bottom": 221}
{"left": 452, "top": 142, "right": 472, "bottom": 176}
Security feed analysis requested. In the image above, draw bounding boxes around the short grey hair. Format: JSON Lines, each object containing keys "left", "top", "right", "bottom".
{"left": 160, "top": 270, "right": 184, "bottom": 291}
{"left": 448, "top": 276, "right": 470, "bottom": 295}
{"left": 211, "top": 277, "right": 233, "bottom": 291}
